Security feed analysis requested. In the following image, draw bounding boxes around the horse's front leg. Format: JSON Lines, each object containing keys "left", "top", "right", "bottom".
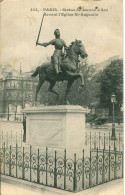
{"left": 35, "top": 79, "right": 45, "bottom": 102}
{"left": 64, "top": 79, "right": 74, "bottom": 104}
{"left": 79, "top": 72, "right": 84, "bottom": 86}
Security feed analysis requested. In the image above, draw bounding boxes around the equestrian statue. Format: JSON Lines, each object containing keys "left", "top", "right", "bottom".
{"left": 31, "top": 14, "right": 88, "bottom": 104}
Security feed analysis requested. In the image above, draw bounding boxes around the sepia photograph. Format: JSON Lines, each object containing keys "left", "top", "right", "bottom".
{"left": 0, "top": 0, "right": 123, "bottom": 194}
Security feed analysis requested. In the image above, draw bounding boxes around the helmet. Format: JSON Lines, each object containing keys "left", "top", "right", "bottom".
{"left": 54, "top": 29, "right": 60, "bottom": 36}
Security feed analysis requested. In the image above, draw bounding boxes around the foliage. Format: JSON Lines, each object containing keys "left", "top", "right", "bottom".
{"left": 97, "top": 59, "right": 123, "bottom": 114}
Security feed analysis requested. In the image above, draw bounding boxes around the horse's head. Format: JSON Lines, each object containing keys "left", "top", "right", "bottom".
{"left": 73, "top": 40, "right": 88, "bottom": 59}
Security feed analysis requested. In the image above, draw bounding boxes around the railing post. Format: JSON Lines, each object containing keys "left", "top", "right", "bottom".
{"left": 73, "top": 153, "right": 77, "bottom": 192}
{"left": 11, "top": 132, "right": 13, "bottom": 147}
{"left": 82, "top": 149, "right": 84, "bottom": 190}
{"left": 104, "top": 133, "right": 105, "bottom": 150}
{"left": 119, "top": 133, "right": 120, "bottom": 151}
{"left": 109, "top": 132, "right": 110, "bottom": 151}
{"left": 21, "top": 130, "right": 23, "bottom": 147}
{"left": 102, "top": 149, "right": 105, "bottom": 183}
{"left": 11, "top": 131, "right": 12, "bottom": 146}
{"left": 2, "top": 131, "right": 3, "bottom": 148}
{"left": 46, "top": 147, "right": 48, "bottom": 186}
{"left": 89, "top": 150, "right": 92, "bottom": 187}
{"left": 99, "top": 132, "right": 100, "bottom": 150}
{"left": 7, "top": 132, "right": 8, "bottom": 148}
{"left": 16, "top": 132, "right": 17, "bottom": 146}
{"left": 3, "top": 142, "right": 5, "bottom": 175}
{"left": 64, "top": 149, "right": 66, "bottom": 190}
{"left": 85, "top": 132, "right": 87, "bottom": 146}
{"left": 109, "top": 143, "right": 111, "bottom": 181}
{"left": 96, "top": 147, "right": 98, "bottom": 185}
{"left": 22, "top": 147, "right": 25, "bottom": 179}
{"left": 9, "top": 145, "right": 11, "bottom": 176}
{"left": 90, "top": 132, "right": 91, "bottom": 149}
{"left": 114, "top": 138, "right": 115, "bottom": 151}
{"left": 94, "top": 133, "right": 96, "bottom": 149}
{"left": 122, "top": 151, "right": 123, "bottom": 178}
{"left": 37, "top": 148, "right": 40, "bottom": 183}
{"left": 114, "top": 147, "right": 117, "bottom": 179}
{"left": 54, "top": 151, "right": 57, "bottom": 188}
{"left": 30, "top": 145, "right": 32, "bottom": 182}
{"left": 16, "top": 143, "right": 18, "bottom": 178}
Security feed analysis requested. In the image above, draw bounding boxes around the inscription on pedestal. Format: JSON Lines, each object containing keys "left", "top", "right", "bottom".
{"left": 30, "top": 119, "right": 62, "bottom": 143}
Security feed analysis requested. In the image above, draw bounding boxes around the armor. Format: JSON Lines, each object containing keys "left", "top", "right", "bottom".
{"left": 37, "top": 29, "right": 68, "bottom": 74}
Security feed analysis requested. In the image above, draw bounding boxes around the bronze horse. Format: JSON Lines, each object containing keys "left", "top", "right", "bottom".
{"left": 31, "top": 40, "right": 88, "bottom": 103}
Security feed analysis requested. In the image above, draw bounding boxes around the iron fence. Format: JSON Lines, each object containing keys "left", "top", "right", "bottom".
{"left": 85, "top": 132, "right": 123, "bottom": 151}
{"left": 0, "top": 144, "right": 123, "bottom": 192}
{"left": 0, "top": 131, "right": 23, "bottom": 148}
{"left": 1, "top": 131, "right": 123, "bottom": 152}
{"left": 0, "top": 113, "right": 23, "bottom": 122}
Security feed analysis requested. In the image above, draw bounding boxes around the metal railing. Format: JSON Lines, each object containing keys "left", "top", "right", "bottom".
{"left": 0, "top": 113, "right": 23, "bottom": 122}
{"left": 1, "top": 131, "right": 23, "bottom": 148}
{"left": 0, "top": 144, "right": 123, "bottom": 192}
{"left": 85, "top": 132, "right": 123, "bottom": 151}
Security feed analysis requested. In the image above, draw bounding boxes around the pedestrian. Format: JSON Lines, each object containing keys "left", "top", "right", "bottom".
{"left": 23, "top": 116, "right": 26, "bottom": 142}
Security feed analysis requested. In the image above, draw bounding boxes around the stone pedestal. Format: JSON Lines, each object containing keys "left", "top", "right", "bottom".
{"left": 22, "top": 105, "right": 89, "bottom": 149}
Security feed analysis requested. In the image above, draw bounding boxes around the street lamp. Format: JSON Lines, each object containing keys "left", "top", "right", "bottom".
{"left": 111, "top": 94, "right": 116, "bottom": 140}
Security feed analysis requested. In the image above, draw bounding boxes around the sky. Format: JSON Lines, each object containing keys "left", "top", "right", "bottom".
{"left": 0, "top": 0, "right": 123, "bottom": 72}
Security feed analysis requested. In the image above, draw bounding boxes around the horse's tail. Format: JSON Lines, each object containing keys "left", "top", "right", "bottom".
{"left": 31, "top": 66, "right": 40, "bottom": 77}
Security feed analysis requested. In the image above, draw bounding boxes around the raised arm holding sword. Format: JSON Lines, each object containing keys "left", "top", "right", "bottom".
{"left": 36, "top": 14, "right": 68, "bottom": 75}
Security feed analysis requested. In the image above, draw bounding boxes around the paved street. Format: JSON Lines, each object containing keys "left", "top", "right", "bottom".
{"left": 0, "top": 121, "right": 23, "bottom": 148}
{"left": 86, "top": 123, "right": 123, "bottom": 135}
{"left": 0, "top": 121, "right": 123, "bottom": 134}
{"left": 0, "top": 121, "right": 23, "bottom": 133}
{"left": 1, "top": 176, "right": 124, "bottom": 195}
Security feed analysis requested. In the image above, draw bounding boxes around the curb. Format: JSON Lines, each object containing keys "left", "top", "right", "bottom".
{"left": 1, "top": 175, "right": 72, "bottom": 195}
{"left": 1, "top": 175, "right": 123, "bottom": 195}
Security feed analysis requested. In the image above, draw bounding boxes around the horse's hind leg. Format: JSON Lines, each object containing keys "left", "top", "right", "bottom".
{"left": 64, "top": 79, "right": 74, "bottom": 104}
{"left": 48, "top": 81, "right": 59, "bottom": 102}
{"left": 35, "top": 79, "right": 45, "bottom": 102}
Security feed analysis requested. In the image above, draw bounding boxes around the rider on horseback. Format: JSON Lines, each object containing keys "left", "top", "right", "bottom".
{"left": 32, "top": 39, "right": 88, "bottom": 102}
{"left": 36, "top": 29, "right": 68, "bottom": 75}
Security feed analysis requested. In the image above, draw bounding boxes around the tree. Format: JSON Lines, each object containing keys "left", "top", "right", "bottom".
{"left": 97, "top": 59, "right": 123, "bottom": 115}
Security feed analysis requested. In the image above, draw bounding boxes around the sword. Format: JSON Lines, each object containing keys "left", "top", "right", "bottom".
{"left": 36, "top": 13, "right": 45, "bottom": 46}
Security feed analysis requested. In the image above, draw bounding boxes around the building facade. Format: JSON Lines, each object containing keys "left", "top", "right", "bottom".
{"left": 0, "top": 65, "right": 38, "bottom": 119}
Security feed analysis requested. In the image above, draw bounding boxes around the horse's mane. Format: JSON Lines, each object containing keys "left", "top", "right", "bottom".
{"left": 67, "top": 40, "right": 81, "bottom": 54}
{"left": 66, "top": 41, "right": 75, "bottom": 55}
{"left": 68, "top": 41, "right": 74, "bottom": 50}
